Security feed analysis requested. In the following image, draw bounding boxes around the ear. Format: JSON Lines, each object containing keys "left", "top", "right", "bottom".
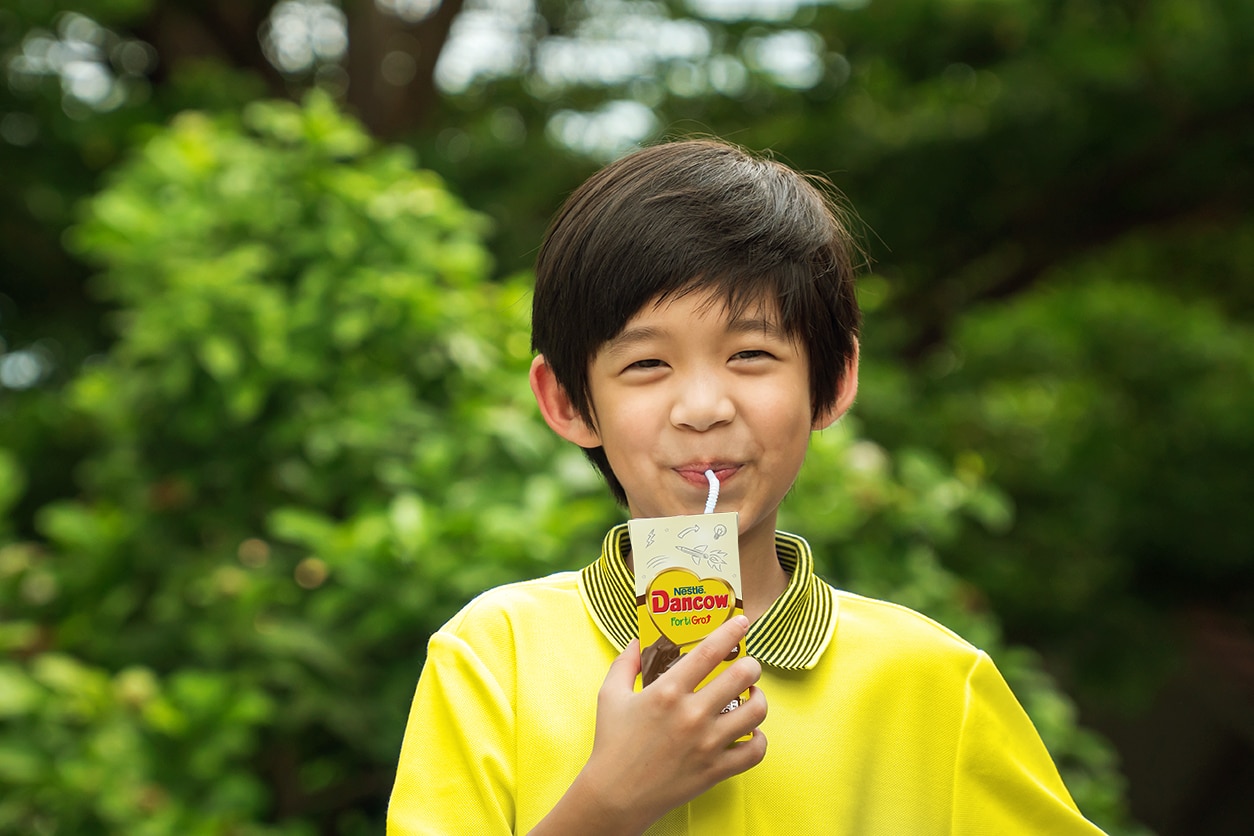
{"left": 530, "top": 355, "right": 602, "bottom": 448}
{"left": 812, "top": 338, "right": 860, "bottom": 431}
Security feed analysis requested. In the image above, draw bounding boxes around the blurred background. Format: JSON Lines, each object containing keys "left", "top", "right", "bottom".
{"left": 1, "top": 1, "right": 1251, "bottom": 833}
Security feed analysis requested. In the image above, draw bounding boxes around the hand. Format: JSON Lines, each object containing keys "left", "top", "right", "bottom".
{"left": 530, "top": 615, "right": 767, "bottom": 835}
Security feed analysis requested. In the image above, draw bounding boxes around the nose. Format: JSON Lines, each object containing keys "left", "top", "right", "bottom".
{"left": 669, "top": 373, "right": 735, "bottom": 432}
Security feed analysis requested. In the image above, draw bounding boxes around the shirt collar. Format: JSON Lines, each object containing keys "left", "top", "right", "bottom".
{"left": 577, "top": 523, "right": 838, "bottom": 671}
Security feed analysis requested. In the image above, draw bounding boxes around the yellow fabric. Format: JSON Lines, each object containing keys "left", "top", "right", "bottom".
{"left": 388, "top": 534, "right": 1106, "bottom": 835}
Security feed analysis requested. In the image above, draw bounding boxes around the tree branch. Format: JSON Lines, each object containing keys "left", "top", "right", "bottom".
{"left": 898, "top": 95, "right": 1254, "bottom": 360}
{"left": 345, "top": 0, "right": 468, "bottom": 139}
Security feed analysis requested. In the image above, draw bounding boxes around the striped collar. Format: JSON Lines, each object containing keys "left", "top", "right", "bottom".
{"left": 577, "top": 523, "right": 838, "bottom": 671}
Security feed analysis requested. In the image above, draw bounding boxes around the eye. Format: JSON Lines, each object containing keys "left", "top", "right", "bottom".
{"left": 730, "top": 349, "right": 773, "bottom": 361}
{"left": 626, "top": 358, "right": 666, "bottom": 371}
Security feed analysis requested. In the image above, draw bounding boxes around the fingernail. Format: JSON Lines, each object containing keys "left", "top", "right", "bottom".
{"left": 733, "top": 615, "right": 749, "bottom": 629}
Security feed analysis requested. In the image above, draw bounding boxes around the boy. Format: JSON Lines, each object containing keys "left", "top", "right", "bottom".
{"left": 388, "top": 139, "right": 1106, "bottom": 834}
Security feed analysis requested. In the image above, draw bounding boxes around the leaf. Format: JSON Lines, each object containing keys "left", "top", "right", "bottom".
{"left": 0, "top": 664, "right": 42, "bottom": 718}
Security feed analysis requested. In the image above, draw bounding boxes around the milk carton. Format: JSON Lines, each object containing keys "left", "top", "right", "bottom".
{"left": 629, "top": 510, "right": 746, "bottom": 710}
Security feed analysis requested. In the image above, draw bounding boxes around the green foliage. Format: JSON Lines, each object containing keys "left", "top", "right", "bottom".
{"left": 857, "top": 243, "right": 1254, "bottom": 704}
{"left": 0, "top": 94, "right": 1147, "bottom": 832}
{"left": 1, "top": 92, "right": 611, "bottom": 833}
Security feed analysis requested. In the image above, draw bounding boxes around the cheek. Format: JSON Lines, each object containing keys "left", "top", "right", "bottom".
{"left": 748, "top": 389, "right": 811, "bottom": 434}
{"left": 597, "top": 412, "right": 655, "bottom": 461}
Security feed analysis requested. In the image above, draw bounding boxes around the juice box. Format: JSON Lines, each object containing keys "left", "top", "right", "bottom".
{"left": 630, "top": 511, "right": 747, "bottom": 709}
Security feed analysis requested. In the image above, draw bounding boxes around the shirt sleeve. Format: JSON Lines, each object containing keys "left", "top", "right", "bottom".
{"left": 387, "top": 629, "right": 517, "bottom": 835}
{"left": 950, "top": 651, "right": 1108, "bottom": 836}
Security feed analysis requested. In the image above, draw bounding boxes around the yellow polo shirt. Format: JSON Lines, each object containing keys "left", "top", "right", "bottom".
{"left": 388, "top": 526, "right": 1106, "bottom": 835}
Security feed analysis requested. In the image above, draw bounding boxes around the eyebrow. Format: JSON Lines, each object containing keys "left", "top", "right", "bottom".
{"left": 600, "top": 316, "right": 790, "bottom": 361}
{"left": 600, "top": 326, "right": 665, "bottom": 361}
{"left": 726, "top": 316, "right": 789, "bottom": 340}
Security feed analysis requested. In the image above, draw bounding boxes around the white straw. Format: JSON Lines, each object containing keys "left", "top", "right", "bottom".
{"left": 703, "top": 469, "right": 719, "bottom": 514}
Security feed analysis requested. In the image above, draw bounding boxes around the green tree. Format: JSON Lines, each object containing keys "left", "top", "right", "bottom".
{"left": 0, "top": 92, "right": 603, "bottom": 833}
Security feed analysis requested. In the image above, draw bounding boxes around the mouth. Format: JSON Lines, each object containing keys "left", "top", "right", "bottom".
{"left": 674, "top": 463, "right": 741, "bottom": 487}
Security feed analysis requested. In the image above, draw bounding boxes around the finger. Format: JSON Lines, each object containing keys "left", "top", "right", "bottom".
{"left": 712, "top": 727, "right": 768, "bottom": 782}
{"left": 698, "top": 655, "right": 762, "bottom": 715}
{"left": 718, "top": 683, "right": 767, "bottom": 740}
{"left": 666, "top": 615, "right": 750, "bottom": 692}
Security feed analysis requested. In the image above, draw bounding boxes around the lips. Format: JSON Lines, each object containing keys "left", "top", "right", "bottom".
{"left": 674, "top": 463, "right": 741, "bottom": 486}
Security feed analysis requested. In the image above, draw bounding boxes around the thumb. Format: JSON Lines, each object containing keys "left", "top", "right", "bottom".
{"left": 603, "top": 639, "right": 641, "bottom": 691}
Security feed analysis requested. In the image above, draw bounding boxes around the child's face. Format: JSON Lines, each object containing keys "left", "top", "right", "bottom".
{"left": 583, "top": 289, "right": 822, "bottom": 540}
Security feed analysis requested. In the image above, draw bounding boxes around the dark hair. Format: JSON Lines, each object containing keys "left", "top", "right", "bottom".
{"left": 532, "top": 138, "right": 862, "bottom": 505}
